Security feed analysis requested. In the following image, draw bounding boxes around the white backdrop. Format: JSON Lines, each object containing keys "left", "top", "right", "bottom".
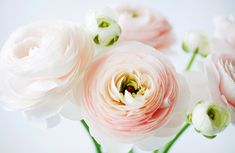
{"left": 0, "top": 0, "right": 235, "bottom": 153}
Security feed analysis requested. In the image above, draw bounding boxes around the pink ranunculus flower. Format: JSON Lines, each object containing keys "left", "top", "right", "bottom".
{"left": 206, "top": 52, "right": 235, "bottom": 124}
{"left": 0, "top": 21, "right": 94, "bottom": 127}
{"left": 114, "top": 3, "right": 175, "bottom": 50}
{"left": 214, "top": 15, "right": 235, "bottom": 50}
{"left": 78, "top": 42, "right": 189, "bottom": 152}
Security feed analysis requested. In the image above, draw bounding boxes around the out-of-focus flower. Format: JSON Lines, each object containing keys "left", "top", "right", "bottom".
{"left": 85, "top": 7, "right": 121, "bottom": 47}
{"left": 114, "top": 3, "right": 174, "bottom": 50}
{"left": 182, "top": 32, "right": 209, "bottom": 57}
{"left": 183, "top": 71, "right": 211, "bottom": 111}
{"left": 190, "top": 101, "right": 230, "bottom": 138}
{"left": 0, "top": 21, "right": 94, "bottom": 128}
{"left": 214, "top": 15, "right": 235, "bottom": 50}
{"left": 77, "top": 42, "right": 189, "bottom": 153}
{"left": 206, "top": 53, "right": 235, "bottom": 124}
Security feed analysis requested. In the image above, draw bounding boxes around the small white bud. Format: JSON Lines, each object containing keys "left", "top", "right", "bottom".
{"left": 182, "top": 32, "right": 209, "bottom": 57}
{"left": 191, "top": 101, "right": 230, "bottom": 138}
{"left": 85, "top": 7, "right": 121, "bottom": 46}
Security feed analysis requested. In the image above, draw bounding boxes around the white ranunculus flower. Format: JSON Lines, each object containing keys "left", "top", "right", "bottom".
{"left": 191, "top": 101, "right": 230, "bottom": 138}
{"left": 182, "top": 32, "right": 209, "bottom": 57}
{"left": 0, "top": 21, "right": 94, "bottom": 128}
{"left": 85, "top": 7, "right": 121, "bottom": 47}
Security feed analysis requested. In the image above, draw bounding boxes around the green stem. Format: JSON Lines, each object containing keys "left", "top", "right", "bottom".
{"left": 185, "top": 49, "right": 198, "bottom": 71}
{"left": 128, "top": 148, "right": 134, "bottom": 153}
{"left": 81, "top": 119, "right": 102, "bottom": 153}
{"left": 153, "top": 123, "right": 191, "bottom": 153}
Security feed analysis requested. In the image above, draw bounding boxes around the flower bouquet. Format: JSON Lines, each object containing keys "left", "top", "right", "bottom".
{"left": 0, "top": 3, "right": 234, "bottom": 153}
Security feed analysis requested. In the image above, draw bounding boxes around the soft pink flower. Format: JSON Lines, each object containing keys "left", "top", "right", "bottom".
{"left": 206, "top": 52, "right": 235, "bottom": 124}
{"left": 78, "top": 42, "right": 189, "bottom": 152}
{"left": 114, "top": 4, "right": 174, "bottom": 50}
{"left": 214, "top": 15, "right": 235, "bottom": 50}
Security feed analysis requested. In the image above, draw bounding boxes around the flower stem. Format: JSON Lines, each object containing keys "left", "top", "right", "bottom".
{"left": 81, "top": 119, "right": 102, "bottom": 153}
{"left": 185, "top": 49, "right": 198, "bottom": 71}
{"left": 128, "top": 148, "right": 134, "bottom": 153}
{"left": 153, "top": 123, "right": 191, "bottom": 153}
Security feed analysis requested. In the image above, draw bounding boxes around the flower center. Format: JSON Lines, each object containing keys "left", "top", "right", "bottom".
{"left": 131, "top": 11, "right": 139, "bottom": 18}
{"left": 206, "top": 104, "right": 230, "bottom": 129}
{"left": 120, "top": 78, "right": 139, "bottom": 96}
{"left": 207, "top": 107, "right": 215, "bottom": 120}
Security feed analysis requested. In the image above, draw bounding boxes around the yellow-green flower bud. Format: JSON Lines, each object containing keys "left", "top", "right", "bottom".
{"left": 85, "top": 8, "right": 121, "bottom": 47}
{"left": 191, "top": 101, "right": 230, "bottom": 138}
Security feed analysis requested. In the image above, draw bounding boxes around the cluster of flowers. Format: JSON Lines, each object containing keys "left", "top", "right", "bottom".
{"left": 0, "top": 3, "right": 234, "bottom": 153}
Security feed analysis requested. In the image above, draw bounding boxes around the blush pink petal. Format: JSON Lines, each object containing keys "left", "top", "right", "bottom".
{"left": 205, "top": 53, "right": 235, "bottom": 124}
{"left": 79, "top": 41, "right": 189, "bottom": 150}
{"left": 114, "top": 3, "right": 174, "bottom": 50}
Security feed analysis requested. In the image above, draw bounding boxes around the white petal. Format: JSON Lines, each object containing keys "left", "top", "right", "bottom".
{"left": 23, "top": 113, "right": 61, "bottom": 129}
{"left": 175, "top": 74, "right": 190, "bottom": 112}
{"left": 60, "top": 101, "right": 82, "bottom": 121}
{"left": 205, "top": 55, "right": 226, "bottom": 106}
{"left": 22, "top": 94, "right": 66, "bottom": 125}
{"left": 123, "top": 90, "right": 145, "bottom": 109}
{"left": 184, "top": 71, "right": 212, "bottom": 111}
{"left": 210, "top": 38, "right": 234, "bottom": 54}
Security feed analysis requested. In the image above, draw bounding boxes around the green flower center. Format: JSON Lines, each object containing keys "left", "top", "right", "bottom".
{"left": 207, "top": 104, "right": 230, "bottom": 129}
{"left": 120, "top": 79, "right": 139, "bottom": 96}
{"left": 207, "top": 107, "right": 215, "bottom": 120}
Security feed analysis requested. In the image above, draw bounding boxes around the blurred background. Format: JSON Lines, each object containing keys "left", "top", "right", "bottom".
{"left": 0, "top": 0, "right": 235, "bottom": 153}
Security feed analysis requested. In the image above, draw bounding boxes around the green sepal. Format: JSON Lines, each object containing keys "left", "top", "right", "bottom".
{"left": 186, "top": 113, "right": 192, "bottom": 123}
{"left": 198, "top": 51, "right": 208, "bottom": 58}
{"left": 93, "top": 35, "right": 100, "bottom": 45}
{"left": 97, "top": 18, "right": 111, "bottom": 28}
{"left": 106, "top": 35, "right": 119, "bottom": 46}
{"left": 182, "top": 42, "right": 189, "bottom": 53}
{"left": 194, "top": 128, "right": 201, "bottom": 133}
{"left": 203, "top": 134, "right": 217, "bottom": 139}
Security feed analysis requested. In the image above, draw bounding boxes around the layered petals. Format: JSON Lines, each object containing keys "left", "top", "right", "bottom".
{"left": 78, "top": 42, "right": 189, "bottom": 151}
{"left": 114, "top": 3, "right": 174, "bottom": 50}
{"left": 206, "top": 53, "right": 235, "bottom": 123}
{"left": 0, "top": 21, "right": 94, "bottom": 127}
{"left": 214, "top": 15, "right": 235, "bottom": 50}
